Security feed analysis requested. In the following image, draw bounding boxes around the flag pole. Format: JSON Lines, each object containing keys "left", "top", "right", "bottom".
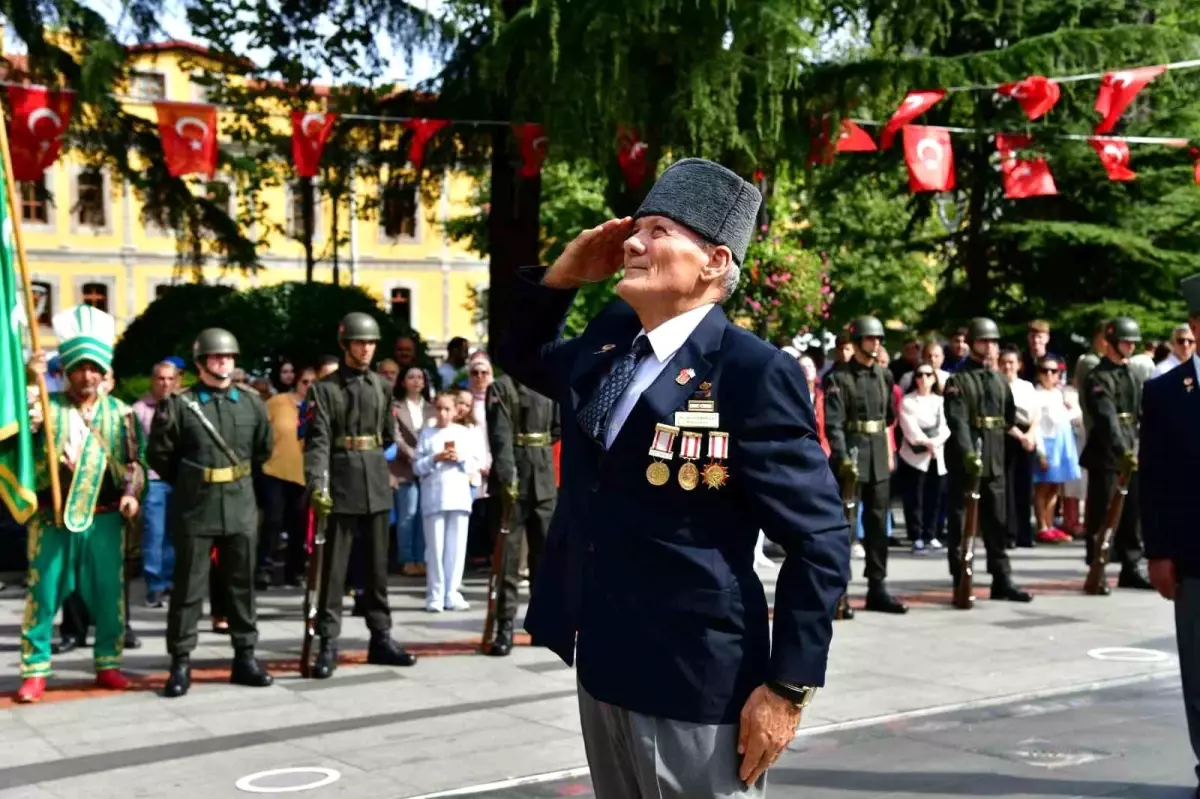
{"left": 0, "top": 116, "right": 63, "bottom": 526}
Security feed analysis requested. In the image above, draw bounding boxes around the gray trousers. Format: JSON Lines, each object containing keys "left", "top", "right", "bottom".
{"left": 577, "top": 680, "right": 766, "bottom": 798}
{"left": 1176, "top": 577, "right": 1200, "bottom": 784}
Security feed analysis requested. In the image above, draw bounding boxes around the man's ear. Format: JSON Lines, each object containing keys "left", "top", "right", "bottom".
{"left": 701, "top": 245, "right": 733, "bottom": 284}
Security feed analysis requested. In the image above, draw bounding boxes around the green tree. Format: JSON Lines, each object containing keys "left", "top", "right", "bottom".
{"left": 791, "top": 0, "right": 1200, "bottom": 333}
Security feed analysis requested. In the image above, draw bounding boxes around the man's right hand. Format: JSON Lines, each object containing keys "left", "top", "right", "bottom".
{"left": 543, "top": 217, "right": 633, "bottom": 289}
{"left": 311, "top": 489, "right": 334, "bottom": 517}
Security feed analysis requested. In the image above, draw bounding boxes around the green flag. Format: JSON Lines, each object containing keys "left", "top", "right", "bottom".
{"left": 0, "top": 167, "right": 38, "bottom": 523}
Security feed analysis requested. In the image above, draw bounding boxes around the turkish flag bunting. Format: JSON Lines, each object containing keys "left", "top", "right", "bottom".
{"left": 996, "top": 134, "right": 1057, "bottom": 198}
{"left": 903, "top": 125, "right": 954, "bottom": 192}
{"left": 1191, "top": 147, "right": 1200, "bottom": 186}
{"left": 836, "top": 120, "right": 877, "bottom": 152}
{"left": 291, "top": 111, "right": 338, "bottom": 177}
{"left": 156, "top": 102, "right": 218, "bottom": 178}
{"left": 997, "top": 75, "right": 1061, "bottom": 121}
{"left": 1094, "top": 66, "right": 1166, "bottom": 134}
{"left": 1089, "top": 138, "right": 1136, "bottom": 181}
{"left": 7, "top": 86, "right": 74, "bottom": 181}
{"left": 617, "top": 127, "right": 650, "bottom": 188}
{"left": 881, "top": 91, "right": 945, "bottom": 149}
{"left": 402, "top": 118, "right": 448, "bottom": 172}
{"left": 514, "top": 123, "right": 549, "bottom": 178}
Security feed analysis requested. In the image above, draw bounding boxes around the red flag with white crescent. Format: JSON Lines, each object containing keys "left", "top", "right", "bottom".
{"left": 1191, "top": 147, "right": 1200, "bottom": 186}
{"left": 402, "top": 118, "right": 448, "bottom": 172}
{"left": 617, "top": 127, "right": 650, "bottom": 188}
{"left": 997, "top": 75, "right": 1061, "bottom": 121}
{"left": 7, "top": 86, "right": 74, "bottom": 181}
{"left": 836, "top": 120, "right": 877, "bottom": 152}
{"left": 903, "top": 125, "right": 954, "bottom": 192}
{"left": 514, "top": 123, "right": 549, "bottom": 179}
{"left": 881, "top": 91, "right": 945, "bottom": 149}
{"left": 1094, "top": 66, "right": 1166, "bottom": 134}
{"left": 291, "top": 110, "right": 338, "bottom": 178}
{"left": 1089, "top": 138, "right": 1136, "bottom": 182}
{"left": 996, "top": 134, "right": 1057, "bottom": 199}
{"left": 156, "top": 102, "right": 218, "bottom": 178}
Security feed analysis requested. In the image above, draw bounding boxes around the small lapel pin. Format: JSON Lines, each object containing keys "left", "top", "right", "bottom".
{"left": 699, "top": 381, "right": 712, "bottom": 392}
{"left": 1185, "top": 376, "right": 1194, "bottom": 392}
{"left": 676, "top": 368, "right": 696, "bottom": 385}
{"left": 596, "top": 344, "right": 616, "bottom": 354}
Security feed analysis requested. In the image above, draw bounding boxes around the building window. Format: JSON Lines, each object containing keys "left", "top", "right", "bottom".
{"left": 390, "top": 287, "right": 412, "bottom": 329}
{"left": 30, "top": 281, "right": 52, "bottom": 325}
{"left": 75, "top": 170, "right": 106, "bottom": 228}
{"left": 286, "top": 181, "right": 320, "bottom": 238}
{"left": 80, "top": 282, "right": 108, "bottom": 313}
{"left": 19, "top": 179, "right": 49, "bottom": 225}
{"left": 130, "top": 72, "right": 166, "bottom": 101}
{"left": 380, "top": 182, "right": 417, "bottom": 240}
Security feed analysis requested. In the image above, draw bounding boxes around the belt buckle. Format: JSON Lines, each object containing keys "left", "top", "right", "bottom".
{"left": 206, "top": 466, "right": 233, "bottom": 483}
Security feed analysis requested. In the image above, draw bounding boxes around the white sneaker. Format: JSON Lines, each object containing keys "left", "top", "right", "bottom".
{"left": 852, "top": 543, "right": 866, "bottom": 559}
{"left": 929, "top": 538, "right": 945, "bottom": 550}
{"left": 425, "top": 605, "right": 444, "bottom": 613}
{"left": 911, "top": 540, "right": 926, "bottom": 555}
{"left": 446, "top": 595, "right": 471, "bottom": 611}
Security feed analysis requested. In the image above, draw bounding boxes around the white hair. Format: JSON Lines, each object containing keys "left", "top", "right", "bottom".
{"left": 719, "top": 263, "right": 741, "bottom": 301}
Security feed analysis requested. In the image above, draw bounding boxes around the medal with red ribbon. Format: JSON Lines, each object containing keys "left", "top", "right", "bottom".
{"left": 703, "top": 431, "right": 730, "bottom": 489}
{"left": 678, "top": 431, "right": 703, "bottom": 490}
{"left": 647, "top": 423, "right": 679, "bottom": 486}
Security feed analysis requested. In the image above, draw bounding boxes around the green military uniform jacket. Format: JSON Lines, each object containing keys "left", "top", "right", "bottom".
{"left": 822, "top": 358, "right": 895, "bottom": 483}
{"left": 147, "top": 384, "right": 271, "bottom": 536}
{"left": 486, "top": 374, "right": 560, "bottom": 503}
{"left": 943, "top": 358, "right": 1015, "bottom": 479}
{"left": 36, "top": 393, "right": 145, "bottom": 531}
{"left": 304, "top": 364, "right": 394, "bottom": 515}
{"left": 1080, "top": 357, "right": 1139, "bottom": 473}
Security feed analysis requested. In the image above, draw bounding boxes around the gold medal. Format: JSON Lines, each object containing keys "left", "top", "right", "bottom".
{"left": 678, "top": 461, "right": 700, "bottom": 490}
{"left": 702, "top": 462, "right": 729, "bottom": 489}
{"left": 646, "top": 461, "right": 670, "bottom": 486}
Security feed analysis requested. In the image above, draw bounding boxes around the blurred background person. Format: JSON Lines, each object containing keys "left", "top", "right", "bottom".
{"left": 897, "top": 364, "right": 949, "bottom": 554}
{"left": 1031, "top": 356, "right": 1080, "bottom": 544}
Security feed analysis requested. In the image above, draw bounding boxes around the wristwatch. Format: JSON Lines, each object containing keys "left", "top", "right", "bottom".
{"left": 766, "top": 680, "right": 817, "bottom": 708}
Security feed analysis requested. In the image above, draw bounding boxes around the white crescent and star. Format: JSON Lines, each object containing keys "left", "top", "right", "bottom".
{"left": 532, "top": 136, "right": 549, "bottom": 151}
{"left": 301, "top": 112, "right": 326, "bottom": 143}
{"left": 916, "top": 138, "right": 943, "bottom": 165}
{"left": 1102, "top": 143, "right": 1127, "bottom": 163}
{"left": 175, "top": 116, "right": 209, "bottom": 151}
{"left": 629, "top": 142, "right": 647, "bottom": 157}
{"left": 904, "top": 94, "right": 928, "bottom": 109}
{"left": 1112, "top": 71, "right": 1135, "bottom": 89}
{"left": 27, "top": 108, "right": 62, "bottom": 137}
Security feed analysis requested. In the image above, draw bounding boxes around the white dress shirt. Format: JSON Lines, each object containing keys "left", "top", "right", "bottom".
{"left": 604, "top": 303, "right": 715, "bottom": 449}
{"left": 1151, "top": 353, "right": 1181, "bottom": 379}
{"left": 897, "top": 393, "right": 949, "bottom": 475}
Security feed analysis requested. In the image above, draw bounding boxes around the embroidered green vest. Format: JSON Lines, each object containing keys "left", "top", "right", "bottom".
{"left": 37, "top": 395, "right": 133, "bottom": 532}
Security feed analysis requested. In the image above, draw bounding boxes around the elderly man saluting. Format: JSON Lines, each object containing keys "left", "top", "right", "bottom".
{"left": 496, "top": 158, "right": 850, "bottom": 797}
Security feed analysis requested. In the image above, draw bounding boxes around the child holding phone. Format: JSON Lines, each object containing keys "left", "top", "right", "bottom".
{"left": 414, "top": 392, "right": 481, "bottom": 611}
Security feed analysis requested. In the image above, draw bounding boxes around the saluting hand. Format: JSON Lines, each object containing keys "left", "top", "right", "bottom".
{"left": 543, "top": 217, "right": 633, "bottom": 289}
{"left": 737, "top": 685, "right": 803, "bottom": 788}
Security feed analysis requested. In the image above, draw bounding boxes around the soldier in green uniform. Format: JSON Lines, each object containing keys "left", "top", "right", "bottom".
{"left": 822, "top": 316, "right": 906, "bottom": 614}
{"left": 16, "top": 305, "right": 145, "bottom": 704}
{"left": 305, "top": 312, "right": 418, "bottom": 678}
{"left": 484, "top": 373, "right": 560, "bottom": 656}
{"left": 1080, "top": 316, "right": 1153, "bottom": 591}
{"left": 943, "top": 317, "right": 1033, "bottom": 603}
{"left": 149, "top": 328, "right": 275, "bottom": 697}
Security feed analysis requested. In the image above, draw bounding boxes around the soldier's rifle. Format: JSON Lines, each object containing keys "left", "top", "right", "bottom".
{"left": 300, "top": 470, "right": 329, "bottom": 678}
{"left": 1084, "top": 459, "right": 1135, "bottom": 596}
{"left": 953, "top": 439, "right": 984, "bottom": 610}
{"left": 482, "top": 488, "right": 516, "bottom": 650}
{"left": 834, "top": 446, "right": 858, "bottom": 621}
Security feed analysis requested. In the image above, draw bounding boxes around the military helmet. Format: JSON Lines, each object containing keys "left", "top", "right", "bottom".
{"left": 193, "top": 328, "right": 240, "bottom": 358}
{"left": 1105, "top": 316, "right": 1142, "bottom": 346}
{"left": 967, "top": 317, "right": 1001, "bottom": 343}
{"left": 848, "top": 315, "right": 885, "bottom": 342}
{"left": 338, "top": 312, "right": 381, "bottom": 342}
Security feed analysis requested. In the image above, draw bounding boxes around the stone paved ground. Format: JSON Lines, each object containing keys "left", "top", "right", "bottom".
{"left": 0, "top": 540, "right": 1183, "bottom": 798}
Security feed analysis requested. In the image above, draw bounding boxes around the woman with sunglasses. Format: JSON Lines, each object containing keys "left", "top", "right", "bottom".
{"left": 1031, "top": 356, "right": 1081, "bottom": 544}
{"left": 898, "top": 366, "right": 950, "bottom": 553}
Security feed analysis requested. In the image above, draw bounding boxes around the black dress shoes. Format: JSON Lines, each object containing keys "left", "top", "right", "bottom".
{"left": 991, "top": 579, "right": 1034, "bottom": 602}
{"left": 1118, "top": 568, "right": 1154, "bottom": 590}
{"left": 488, "top": 622, "right": 515, "bottom": 657}
{"left": 164, "top": 655, "right": 191, "bottom": 698}
{"left": 367, "top": 635, "right": 417, "bottom": 667}
{"left": 865, "top": 583, "right": 908, "bottom": 614}
{"left": 311, "top": 638, "right": 338, "bottom": 679}
{"left": 52, "top": 635, "right": 85, "bottom": 655}
{"left": 230, "top": 649, "right": 274, "bottom": 688}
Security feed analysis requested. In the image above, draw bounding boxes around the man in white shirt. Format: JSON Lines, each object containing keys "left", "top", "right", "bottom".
{"left": 1150, "top": 323, "right": 1196, "bottom": 379}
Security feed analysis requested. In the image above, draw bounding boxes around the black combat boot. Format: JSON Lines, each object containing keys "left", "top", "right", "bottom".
{"left": 488, "top": 621, "right": 515, "bottom": 657}
{"left": 990, "top": 575, "right": 1033, "bottom": 602}
{"left": 1118, "top": 566, "right": 1154, "bottom": 590}
{"left": 311, "top": 638, "right": 338, "bottom": 679}
{"left": 864, "top": 580, "right": 908, "bottom": 614}
{"left": 230, "top": 648, "right": 274, "bottom": 688}
{"left": 163, "top": 655, "right": 191, "bottom": 698}
{"left": 367, "top": 634, "right": 417, "bottom": 667}
{"left": 124, "top": 624, "right": 142, "bottom": 649}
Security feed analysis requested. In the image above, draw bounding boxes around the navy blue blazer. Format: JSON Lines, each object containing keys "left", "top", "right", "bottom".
{"left": 495, "top": 272, "right": 850, "bottom": 725}
{"left": 1140, "top": 356, "right": 1200, "bottom": 579}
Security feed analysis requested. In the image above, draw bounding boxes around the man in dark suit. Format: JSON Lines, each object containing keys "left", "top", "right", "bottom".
{"left": 1141, "top": 273, "right": 1200, "bottom": 797}
{"left": 495, "top": 158, "right": 850, "bottom": 797}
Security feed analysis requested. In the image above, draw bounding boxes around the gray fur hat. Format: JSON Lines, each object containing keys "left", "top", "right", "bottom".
{"left": 1183, "top": 273, "right": 1200, "bottom": 317}
{"left": 633, "top": 158, "right": 762, "bottom": 265}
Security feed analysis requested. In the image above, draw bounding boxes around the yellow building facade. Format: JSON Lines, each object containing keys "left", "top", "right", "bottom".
{"left": 16, "top": 41, "right": 488, "bottom": 350}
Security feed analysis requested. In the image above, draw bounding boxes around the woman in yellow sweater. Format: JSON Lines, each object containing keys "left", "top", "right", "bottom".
{"left": 257, "top": 365, "right": 316, "bottom": 588}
